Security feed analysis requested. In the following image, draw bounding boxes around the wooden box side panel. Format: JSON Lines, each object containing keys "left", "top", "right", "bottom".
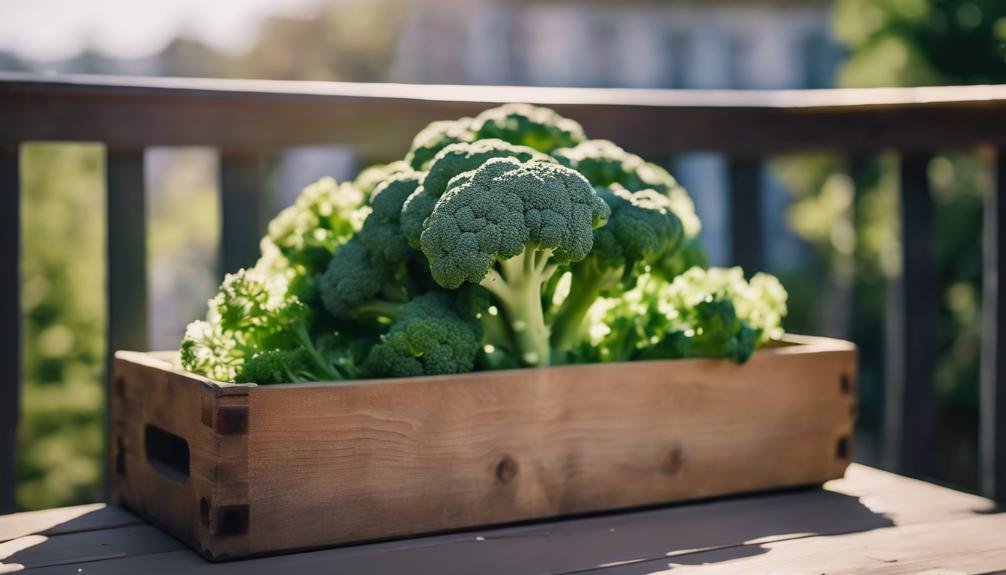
{"left": 245, "top": 345, "right": 856, "bottom": 553}
{"left": 109, "top": 353, "right": 251, "bottom": 559}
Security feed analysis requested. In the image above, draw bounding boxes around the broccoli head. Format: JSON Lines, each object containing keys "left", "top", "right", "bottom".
{"left": 581, "top": 267, "right": 788, "bottom": 365}
{"left": 420, "top": 157, "right": 608, "bottom": 366}
{"left": 362, "top": 292, "right": 480, "bottom": 378}
{"left": 181, "top": 268, "right": 357, "bottom": 382}
{"left": 320, "top": 171, "right": 429, "bottom": 323}
{"left": 554, "top": 140, "right": 700, "bottom": 227}
{"left": 258, "top": 177, "right": 367, "bottom": 286}
{"left": 404, "top": 118, "right": 475, "bottom": 170}
{"left": 549, "top": 185, "right": 683, "bottom": 353}
{"left": 400, "top": 139, "right": 554, "bottom": 249}
{"left": 472, "top": 103, "right": 586, "bottom": 153}
{"left": 358, "top": 171, "right": 422, "bottom": 267}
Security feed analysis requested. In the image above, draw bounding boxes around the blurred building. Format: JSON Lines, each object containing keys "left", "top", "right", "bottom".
{"left": 391, "top": 0, "right": 838, "bottom": 89}
{"left": 386, "top": 0, "right": 841, "bottom": 265}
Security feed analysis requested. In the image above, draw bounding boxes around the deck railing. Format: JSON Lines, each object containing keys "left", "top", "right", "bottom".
{"left": 2, "top": 73, "right": 1006, "bottom": 512}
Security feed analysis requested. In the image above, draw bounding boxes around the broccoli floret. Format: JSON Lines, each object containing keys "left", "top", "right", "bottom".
{"left": 420, "top": 157, "right": 609, "bottom": 366}
{"left": 401, "top": 139, "right": 554, "bottom": 249}
{"left": 581, "top": 268, "right": 788, "bottom": 364}
{"left": 358, "top": 171, "right": 422, "bottom": 267}
{"left": 181, "top": 268, "right": 358, "bottom": 382}
{"left": 472, "top": 103, "right": 586, "bottom": 153}
{"left": 257, "top": 177, "right": 367, "bottom": 294}
{"left": 362, "top": 292, "right": 480, "bottom": 378}
{"left": 549, "top": 185, "right": 683, "bottom": 354}
{"left": 353, "top": 160, "right": 410, "bottom": 199}
{"left": 404, "top": 118, "right": 475, "bottom": 170}
{"left": 553, "top": 140, "right": 703, "bottom": 268}
{"left": 319, "top": 171, "right": 428, "bottom": 323}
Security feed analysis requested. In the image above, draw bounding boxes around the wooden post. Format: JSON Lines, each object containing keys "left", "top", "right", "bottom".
{"left": 981, "top": 149, "right": 1006, "bottom": 505}
{"left": 219, "top": 152, "right": 266, "bottom": 278}
{"left": 106, "top": 148, "right": 149, "bottom": 497}
{"left": 884, "top": 151, "right": 936, "bottom": 477}
{"left": 0, "top": 145, "right": 20, "bottom": 513}
{"left": 728, "top": 157, "right": 762, "bottom": 274}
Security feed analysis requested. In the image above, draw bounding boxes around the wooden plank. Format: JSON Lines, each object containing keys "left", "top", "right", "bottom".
{"left": 2, "top": 75, "right": 1006, "bottom": 155}
{"left": 884, "top": 152, "right": 936, "bottom": 478}
{"left": 218, "top": 152, "right": 265, "bottom": 277}
{"left": 0, "top": 145, "right": 19, "bottom": 515}
{"left": 599, "top": 513, "right": 1006, "bottom": 575}
{"left": 105, "top": 148, "right": 148, "bottom": 500}
{"left": 728, "top": 157, "right": 762, "bottom": 274}
{"left": 109, "top": 336, "right": 855, "bottom": 560}
{"left": 1, "top": 524, "right": 183, "bottom": 571}
{"left": 0, "top": 504, "right": 140, "bottom": 543}
{"left": 982, "top": 148, "right": 1006, "bottom": 506}
{"left": 13, "top": 465, "right": 996, "bottom": 575}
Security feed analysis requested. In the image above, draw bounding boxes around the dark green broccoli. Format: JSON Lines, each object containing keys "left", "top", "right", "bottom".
{"left": 404, "top": 118, "right": 475, "bottom": 170}
{"left": 319, "top": 171, "right": 428, "bottom": 323}
{"left": 361, "top": 292, "right": 481, "bottom": 378}
{"left": 401, "top": 139, "right": 554, "bottom": 249}
{"left": 549, "top": 185, "right": 683, "bottom": 353}
{"left": 420, "top": 157, "right": 609, "bottom": 367}
{"left": 552, "top": 139, "right": 705, "bottom": 281}
{"left": 472, "top": 103, "right": 586, "bottom": 153}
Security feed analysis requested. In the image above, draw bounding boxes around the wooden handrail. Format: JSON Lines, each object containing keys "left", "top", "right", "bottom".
{"left": 2, "top": 73, "right": 1006, "bottom": 154}
{"left": 1, "top": 73, "right": 1005, "bottom": 512}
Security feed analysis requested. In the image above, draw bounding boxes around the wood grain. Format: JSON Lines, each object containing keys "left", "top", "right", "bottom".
{"left": 3, "top": 74, "right": 1006, "bottom": 155}
{"left": 5, "top": 465, "right": 998, "bottom": 575}
{"left": 109, "top": 335, "right": 855, "bottom": 560}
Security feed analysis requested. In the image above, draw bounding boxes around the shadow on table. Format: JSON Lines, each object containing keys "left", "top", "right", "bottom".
{"left": 1, "top": 487, "right": 897, "bottom": 574}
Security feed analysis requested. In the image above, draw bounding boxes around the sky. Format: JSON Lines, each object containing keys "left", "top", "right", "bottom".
{"left": 0, "top": 0, "right": 322, "bottom": 61}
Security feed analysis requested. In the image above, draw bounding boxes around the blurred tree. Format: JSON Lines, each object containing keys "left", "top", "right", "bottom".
{"left": 782, "top": 0, "right": 1006, "bottom": 486}
{"left": 17, "top": 145, "right": 105, "bottom": 510}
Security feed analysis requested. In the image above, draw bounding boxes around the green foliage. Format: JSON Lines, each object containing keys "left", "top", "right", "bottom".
{"left": 183, "top": 103, "right": 787, "bottom": 383}
{"left": 18, "top": 144, "right": 106, "bottom": 511}
{"left": 581, "top": 268, "right": 787, "bottom": 364}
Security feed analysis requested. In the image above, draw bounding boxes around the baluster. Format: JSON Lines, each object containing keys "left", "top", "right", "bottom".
{"left": 884, "top": 151, "right": 936, "bottom": 477}
{"left": 0, "top": 145, "right": 20, "bottom": 513}
{"left": 105, "top": 148, "right": 149, "bottom": 495}
{"left": 219, "top": 152, "right": 266, "bottom": 278}
{"left": 728, "top": 157, "right": 763, "bottom": 273}
{"left": 981, "top": 148, "right": 1006, "bottom": 505}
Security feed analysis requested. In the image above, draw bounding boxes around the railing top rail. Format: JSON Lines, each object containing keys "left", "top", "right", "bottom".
{"left": 3, "top": 72, "right": 1006, "bottom": 154}
{"left": 4, "top": 72, "right": 1006, "bottom": 108}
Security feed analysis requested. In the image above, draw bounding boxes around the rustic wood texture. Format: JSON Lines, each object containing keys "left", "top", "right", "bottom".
{"left": 108, "top": 335, "right": 855, "bottom": 560}
{"left": 2, "top": 465, "right": 1000, "bottom": 574}
{"left": 109, "top": 352, "right": 250, "bottom": 559}
{"left": 2, "top": 74, "right": 1006, "bottom": 156}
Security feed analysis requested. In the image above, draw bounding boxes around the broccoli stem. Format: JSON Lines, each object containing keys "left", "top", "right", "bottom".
{"left": 290, "top": 320, "right": 344, "bottom": 381}
{"left": 550, "top": 263, "right": 624, "bottom": 355}
{"left": 355, "top": 300, "right": 404, "bottom": 321}
{"left": 480, "top": 248, "right": 555, "bottom": 367}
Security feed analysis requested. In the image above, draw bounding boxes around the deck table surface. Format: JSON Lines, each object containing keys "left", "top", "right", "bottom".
{"left": 1, "top": 464, "right": 1004, "bottom": 574}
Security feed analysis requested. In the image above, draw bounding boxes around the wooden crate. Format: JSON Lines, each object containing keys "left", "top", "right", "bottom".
{"left": 109, "top": 334, "right": 856, "bottom": 561}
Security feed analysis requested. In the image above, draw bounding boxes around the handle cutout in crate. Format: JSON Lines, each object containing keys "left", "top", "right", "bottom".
{"left": 145, "top": 424, "right": 190, "bottom": 482}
